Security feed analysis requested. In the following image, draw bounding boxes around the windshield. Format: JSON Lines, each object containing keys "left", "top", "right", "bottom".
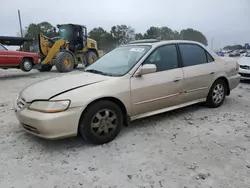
{"left": 85, "top": 45, "right": 151, "bottom": 76}
{"left": 0, "top": 44, "right": 7, "bottom": 51}
{"left": 58, "top": 26, "right": 73, "bottom": 40}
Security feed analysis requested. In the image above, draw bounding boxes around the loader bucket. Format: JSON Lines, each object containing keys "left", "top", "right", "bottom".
{"left": 41, "top": 40, "right": 66, "bottom": 65}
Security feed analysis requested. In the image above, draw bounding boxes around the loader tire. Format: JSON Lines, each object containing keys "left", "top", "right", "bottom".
{"left": 55, "top": 51, "right": 74, "bottom": 73}
{"left": 86, "top": 51, "right": 98, "bottom": 66}
{"left": 38, "top": 64, "right": 53, "bottom": 72}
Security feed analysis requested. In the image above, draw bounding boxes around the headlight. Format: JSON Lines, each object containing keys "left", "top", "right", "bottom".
{"left": 28, "top": 100, "right": 70, "bottom": 113}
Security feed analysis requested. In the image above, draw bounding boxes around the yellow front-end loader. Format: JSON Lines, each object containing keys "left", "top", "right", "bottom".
{"left": 37, "top": 24, "right": 103, "bottom": 72}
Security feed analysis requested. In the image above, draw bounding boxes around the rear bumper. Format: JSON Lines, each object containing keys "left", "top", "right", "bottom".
{"left": 15, "top": 106, "right": 84, "bottom": 139}
{"left": 228, "top": 74, "right": 241, "bottom": 90}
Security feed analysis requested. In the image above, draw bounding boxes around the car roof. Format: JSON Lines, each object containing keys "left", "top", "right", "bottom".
{"left": 124, "top": 39, "right": 219, "bottom": 60}
{"left": 126, "top": 40, "right": 206, "bottom": 48}
{"left": 0, "top": 36, "right": 33, "bottom": 46}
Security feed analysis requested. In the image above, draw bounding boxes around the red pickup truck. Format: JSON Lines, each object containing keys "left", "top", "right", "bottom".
{"left": 0, "top": 43, "right": 39, "bottom": 72}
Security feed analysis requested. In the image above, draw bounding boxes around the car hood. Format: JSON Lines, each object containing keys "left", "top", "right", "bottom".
{"left": 20, "top": 72, "right": 112, "bottom": 102}
{"left": 238, "top": 57, "right": 250, "bottom": 66}
{"left": 8, "top": 50, "right": 38, "bottom": 57}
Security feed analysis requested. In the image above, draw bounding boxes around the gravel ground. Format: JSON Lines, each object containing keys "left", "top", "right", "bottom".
{"left": 0, "top": 67, "right": 250, "bottom": 188}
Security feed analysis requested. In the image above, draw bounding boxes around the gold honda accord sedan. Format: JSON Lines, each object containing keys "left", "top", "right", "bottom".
{"left": 15, "top": 40, "right": 240, "bottom": 145}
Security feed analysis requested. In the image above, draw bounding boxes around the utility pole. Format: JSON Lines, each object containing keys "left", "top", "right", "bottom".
{"left": 18, "top": 10, "right": 23, "bottom": 37}
{"left": 210, "top": 38, "right": 214, "bottom": 50}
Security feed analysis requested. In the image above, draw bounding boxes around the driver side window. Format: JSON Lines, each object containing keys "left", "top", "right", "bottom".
{"left": 148, "top": 50, "right": 160, "bottom": 62}
{"left": 144, "top": 44, "right": 179, "bottom": 72}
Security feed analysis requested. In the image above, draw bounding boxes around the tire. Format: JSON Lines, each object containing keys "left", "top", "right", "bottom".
{"left": 206, "top": 79, "right": 227, "bottom": 108}
{"left": 85, "top": 51, "right": 98, "bottom": 66}
{"left": 38, "top": 64, "right": 53, "bottom": 72}
{"left": 20, "top": 58, "right": 33, "bottom": 72}
{"left": 55, "top": 51, "right": 74, "bottom": 73}
{"left": 79, "top": 100, "right": 123, "bottom": 145}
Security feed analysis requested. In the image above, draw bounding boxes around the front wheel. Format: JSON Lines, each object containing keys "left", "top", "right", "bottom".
{"left": 206, "top": 79, "right": 227, "bottom": 108}
{"left": 55, "top": 51, "right": 75, "bottom": 73}
{"left": 79, "top": 101, "right": 123, "bottom": 145}
{"left": 20, "top": 58, "right": 33, "bottom": 72}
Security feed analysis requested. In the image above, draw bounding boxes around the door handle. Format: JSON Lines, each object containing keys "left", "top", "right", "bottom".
{"left": 210, "top": 72, "right": 215, "bottom": 74}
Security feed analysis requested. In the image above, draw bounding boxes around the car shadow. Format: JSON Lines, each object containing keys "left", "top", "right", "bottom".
{"left": 24, "top": 133, "right": 91, "bottom": 153}
{"left": 21, "top": 98, "right": 235, "bottom": 151}
{"left": 122, "top": 103, "right": 206, "bottom": 134}
{"left": 23, "top": 105, "right": 203, "bottom": 147}
{"left": 0, "top": 72, "right": 42, "bottom": 80}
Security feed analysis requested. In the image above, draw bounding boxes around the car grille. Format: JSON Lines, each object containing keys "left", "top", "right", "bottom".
{"left": 240, "top": 65, "right": 250, "bottom": 70}
{"left": 239, "top": 73, "right": 250, "bottom": 77}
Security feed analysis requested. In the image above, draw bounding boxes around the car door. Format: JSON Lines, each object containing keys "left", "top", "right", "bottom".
{"left": 0, "top": 44, "right": 9, "bottom": 66}
{"left": 7, "top": 50, "right": 22, "bottom": 66}
{"left": 178, "top": 43, "right": 216, "bottom": 103}
{"left": 130, "top": 44, "right": 184, "bottom": 117}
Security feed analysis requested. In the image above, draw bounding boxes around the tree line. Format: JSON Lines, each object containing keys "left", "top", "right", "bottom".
{"left": 223, "top": 44, "right": 249, "bottom": 51}
{"left": 19, "top": 21, "right": 209, "bottom": 52}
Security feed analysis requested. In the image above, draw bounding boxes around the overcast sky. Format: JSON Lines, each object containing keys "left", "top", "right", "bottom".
{"left": 1, "top": 0, "right": 249, "bottom": 49}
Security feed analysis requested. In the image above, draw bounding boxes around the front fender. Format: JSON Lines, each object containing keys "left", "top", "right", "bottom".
{"left": 51, "top": 78, "right": 132, "bottom": 115}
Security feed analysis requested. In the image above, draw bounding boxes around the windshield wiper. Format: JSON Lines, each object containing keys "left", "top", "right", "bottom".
{"left": 85, "top": 69, "right": 112, "bottom": 76}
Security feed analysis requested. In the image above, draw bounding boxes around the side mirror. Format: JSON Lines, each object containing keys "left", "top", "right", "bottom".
{"left": 134, "top": 64, "right": 157, "bottom": 77}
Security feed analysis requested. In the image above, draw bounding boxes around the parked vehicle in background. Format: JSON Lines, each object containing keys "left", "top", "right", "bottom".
{"left": 229, "top": 50, "right": 240, "bottom": 57}
{"left": 229, "top": 52, "right": 235, "bottom": 57}
{"left": 14, "top": 40, "right": 240, "bottom": 145}
{"left": 238, "top": 53, "right": 250, "bottom": 80}
{"left": 0, "top": 43, "right": 39, "bottom": 72}
{"left": 239, "top": 49, "right": 246, "bottom": 54}
{"left": 216, "top": 51, "right": 224, "bottom": 56}
{"left": 225, "top": 50, "right": 233, "bottom": 54}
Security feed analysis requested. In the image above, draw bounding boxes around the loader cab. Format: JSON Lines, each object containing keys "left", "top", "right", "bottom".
{"left": 57, "top": 24, "right": 88, "bottom": 52}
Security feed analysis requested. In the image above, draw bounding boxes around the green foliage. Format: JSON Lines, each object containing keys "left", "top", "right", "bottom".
{"left": 143, "top": 27, "right": 161, "bottom": 39}
{"left": 24, "top": 21, "right": 56, "bottom": 41}
{"left": 180, "top": 28, "right": 208, "bottom": 46}
{"left": 21, "top": 21, "right": 57, "bottom": 51}
{"left": 110, "top": 25, "right": 135, "bottom": 45}
{"left": 135, "top": 33, "right": 144, "bottom": 40}
{"left": 223, "top": 45, "right": 244, "bottom": 50}
{"left": 20, "top": 21, "right": 211, "bottom": 52}
{"left": 88, "top": 27, "right": 116, "bottom": 52}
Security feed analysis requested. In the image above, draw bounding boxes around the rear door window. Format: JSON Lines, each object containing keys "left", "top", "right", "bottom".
{"left": 179, "top": 44, "right": 207, "bottom": 67}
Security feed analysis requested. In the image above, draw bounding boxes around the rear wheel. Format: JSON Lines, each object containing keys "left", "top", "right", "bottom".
{"left": 85, "top": 51, "right": 98, "bottom": 66}
{"left": 20, "top": 58, "right": 33, "bottom": 72}
{"left": 206, "top": 79, "right": 227, "bottom": 108}
{"left": 55, "top": 51, "right": 74, "bottom": 72}
{"left": 79, "top": 100, "right": 123, "bottom": 145}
